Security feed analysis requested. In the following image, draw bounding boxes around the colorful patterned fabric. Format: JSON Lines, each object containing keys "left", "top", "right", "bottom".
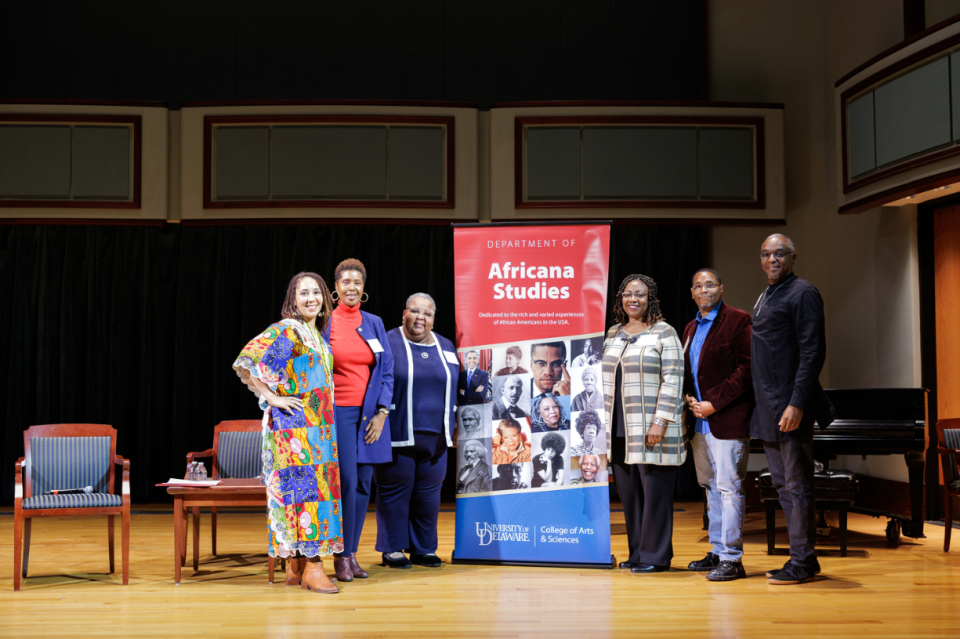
{"left": 234, "top": 319, "right": 343, "bottom": 558}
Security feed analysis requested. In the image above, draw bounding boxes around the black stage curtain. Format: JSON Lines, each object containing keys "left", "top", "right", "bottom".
{"left": 0, "top": 223, "right": 702, "bottom": 502}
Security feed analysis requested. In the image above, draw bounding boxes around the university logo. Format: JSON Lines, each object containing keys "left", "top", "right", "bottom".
{"left": 475, "top": 522, "right": 531, "bottom": 546}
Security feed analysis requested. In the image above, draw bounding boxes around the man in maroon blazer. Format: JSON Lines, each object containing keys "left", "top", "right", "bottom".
{"left": 682, "top": 268, "right": 754, "bottom": 582}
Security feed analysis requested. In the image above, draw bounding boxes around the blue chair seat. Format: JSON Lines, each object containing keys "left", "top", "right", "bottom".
{"left": 23, "top": 493, "right": 122, "bottom": 510}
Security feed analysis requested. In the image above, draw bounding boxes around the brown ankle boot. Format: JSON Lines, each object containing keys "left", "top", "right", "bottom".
{"left": 284, "top": 556, "right": 303, "bottom": 586}
{"left": 333, "top": 555, "right": 354, "bottom": 582}
{"left": 347, "top": 553, "right": 369, "bottom": 579}
{"left": 301, "top": 560, "right": 339, "bottom": 594}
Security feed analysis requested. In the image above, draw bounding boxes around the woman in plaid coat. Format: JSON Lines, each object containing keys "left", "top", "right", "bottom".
{"left": 602, "top": 274, "right": 686, "bottom": 574}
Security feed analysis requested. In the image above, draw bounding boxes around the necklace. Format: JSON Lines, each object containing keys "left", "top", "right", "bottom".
{"left": 754, "top": 280, "right": 788, "bottom": 316}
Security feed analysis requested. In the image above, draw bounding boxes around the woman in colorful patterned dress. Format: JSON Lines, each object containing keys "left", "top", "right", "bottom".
{"left": 233, "top": 271, "right": 342, "bottom": 594}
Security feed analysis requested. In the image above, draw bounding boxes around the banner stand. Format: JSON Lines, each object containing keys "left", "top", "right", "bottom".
{"left": 450, "top": 554, "right": 617, "bottom": 570}
{"left": 451, "top": 221, "right": 613, "bottom": 568}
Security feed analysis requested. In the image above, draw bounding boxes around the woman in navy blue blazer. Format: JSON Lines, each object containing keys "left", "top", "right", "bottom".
{"left": 323, "top": 258, "right": 394, "bottom": 583}
{"left": 376, "top": 292, "right": 459, "bottom": 568}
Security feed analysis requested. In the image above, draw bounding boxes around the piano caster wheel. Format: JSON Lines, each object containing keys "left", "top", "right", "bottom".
{"left": 886, "top": 519, "right": 902, "bottom": 543}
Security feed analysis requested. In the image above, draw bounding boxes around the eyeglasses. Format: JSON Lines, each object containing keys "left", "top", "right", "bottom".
{"left": 759, "top": 250, "right": 793, "bottom": 261}
{"left": 621, "top": 292, "right": 647, "bottom": 300}
{"left": 532, "top": 359, "right": 564, "bottom": 370}
{"left": 406, "top": 307, "right": 435, "bottom": 319}
{"left": 692, "top": 283, "right": 719, "bottom": 292}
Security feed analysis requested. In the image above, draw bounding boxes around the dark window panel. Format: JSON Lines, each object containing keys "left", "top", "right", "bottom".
{"left": 526, "top": 127, "right": 582, "bottom": 199}
{"left": 215, "top": 127, "right": 270, "bottom": 199}
{"left": 847, "top": 92, "right": 876, "bottom": 178}
{"left": 73, "top": 126, "right": 130, "bottom": 199}
{"left": 0, "top": 125, "right": 72, "bottom": 198}
{"left": 388, "top": 127, "right": 445, "bottom": 199}
{"left": 583, "top": 127, "right": 698, "bottom": 198}
{"left": 874, "top": 56, "right": 951, "bottom": 167}
{"left": 698, "top": 127, "right": 754, "bottom": 200}
{"left": 272, "top": 126, "right": 386, "bottom": 199}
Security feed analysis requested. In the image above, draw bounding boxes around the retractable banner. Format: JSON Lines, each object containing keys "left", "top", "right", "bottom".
{"left": 451, "top": 222, "right": 612, "bottom": 567}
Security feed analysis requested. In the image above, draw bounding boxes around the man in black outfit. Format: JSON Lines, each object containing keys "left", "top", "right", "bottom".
{"left": 751, "top": 234, "right": 834, "bottom": 585}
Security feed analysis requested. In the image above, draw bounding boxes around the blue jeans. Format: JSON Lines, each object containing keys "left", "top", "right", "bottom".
{"left": 692, "top": 431, "right": 750, "bottom": 562}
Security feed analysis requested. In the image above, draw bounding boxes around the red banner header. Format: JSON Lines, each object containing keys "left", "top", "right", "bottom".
{"left": 453, "top": 224, "right": 611, "bottom": 347}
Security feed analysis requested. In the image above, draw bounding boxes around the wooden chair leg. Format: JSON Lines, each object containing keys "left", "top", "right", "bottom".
{"left": 107, "top": 515, "right": 116, "bottom": 573}
{"left": 839, "top": 506, "right": 848, "bottom": 558}
{"left": 14, "top": 510, "right": 23, "bottom": 591}
{"left": 765, "top": 501, "right": 777, "bottom": 555}
{"left": 945, "top": 492, "right": 953, "bottom": 553}
{"left": 192, "top": 506, "right": 201, "bottom": 571}
{"left": 122, "top": 505, "right": 130, "bottom": 585}
{"left": 22, "top": 518, "right": 32, "bottom": 578}
{"left": 180, "top": 504, "right": 188, "bottom": 567}
{"left": 268, "top": 556, "right": 275, "bottom": 584}
{"left": 211, "top": 506, "right": 218, "bottom": 557}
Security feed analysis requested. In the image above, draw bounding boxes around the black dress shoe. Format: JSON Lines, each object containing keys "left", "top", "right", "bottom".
{"left": 705, "top": 561, "right": 746, "bottom": 582}
{"left": 618, "top": 561, "right": 638, "bottom": 569}
{"left": 410, "top": 553, "right": 442, "bottom": 567}
{"left": 687, "top": 552, "right": 720, "bottom": 572}
{"left": 630, "top": 563, "right": 669, "bottom": 573}
{"left": 381, "top": 552, "right": 412, "bottom": 569}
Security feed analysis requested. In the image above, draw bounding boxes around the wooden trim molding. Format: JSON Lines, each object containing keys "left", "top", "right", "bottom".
{"left": 180, "top": 217, "right": 461, "bottom": 227}
{"left": 839, "top": 30, "right": 960, "bottom": 195}
{"left": 491, "top": 100, "right": 785, "bottom": 110}
{"left": 203, "top": 115, "right": 456, "bottom": 210}
{"left": 835, "top": 11, "right": 960, "bottom": 87}
{"left": 838, "top": 166, "right": 960, "bottom": 214}
{"left": 513, "top": 115, "right": 766, "bottom": 210}
{"left": 183, "top": 99, "right": 477, "bottom": 109}
{"left": 0, "top": 114, "right": 142, "bottom": 209}
{"left": 0, "top": 99, "right": 166, "bottom": 108}
{"left": 0, "top": 218, "right": 163, "bottom": 226}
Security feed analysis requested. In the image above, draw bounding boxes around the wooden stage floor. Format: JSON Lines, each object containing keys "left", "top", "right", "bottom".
{"left": 1, "top": 502, "right": 958, "bottom": 638}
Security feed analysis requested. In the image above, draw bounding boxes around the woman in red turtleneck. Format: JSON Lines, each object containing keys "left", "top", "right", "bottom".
{"left": 323, "top": 258, "right": 395, "bottom": 585}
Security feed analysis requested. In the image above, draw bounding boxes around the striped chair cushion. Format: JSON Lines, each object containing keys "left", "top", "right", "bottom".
{"left": 23, "top": 493, "right": 122, "bottom": 510}
{"left": 944, "top": 429, "right": 960, "bottom": 483}
{"left": 29, "top": 437, "right": 111, "bottom": 496}
{"left": 216, "top": 431, "right": 263, "bottom": 479}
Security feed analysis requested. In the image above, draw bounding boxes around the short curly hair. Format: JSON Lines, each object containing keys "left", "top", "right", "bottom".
{"left": 498, "top": 418, "right": 523, "bottom": 437}
{"left": 541, "top": 432, "right": 566, "bottom": 456}
{"left": 334, "top": 258, "right": 367, "bottom": 285}
{"left": 613, "top": 273, "right": 664, "bottom": 327}
{"left": 575, "top": 410, "right": 602, "bottom": 437}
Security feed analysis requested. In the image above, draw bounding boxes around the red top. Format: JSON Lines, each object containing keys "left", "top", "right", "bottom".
{"left": 330, "top": 302, "right": 375, "bottom": 406}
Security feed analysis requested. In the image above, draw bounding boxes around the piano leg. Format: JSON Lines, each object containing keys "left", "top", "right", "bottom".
{"left": 903, "top": 452, "right": 926, "bottom": 539}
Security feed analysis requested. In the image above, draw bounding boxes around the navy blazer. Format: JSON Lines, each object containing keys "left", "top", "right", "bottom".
{"left": 457, "top": 368, "right": 489, "bottom": 405}
{"left": 682, "top": 302, "right": 754, "bottom": 440}
{"left": 385, "top": 327, "right": 459, "bottom": 446}
{"left": 323, "top": 308, "right": 395, "bottom": 464}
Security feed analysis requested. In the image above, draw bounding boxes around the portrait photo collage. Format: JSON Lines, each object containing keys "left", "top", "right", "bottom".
{"left": 455, "top": 335, "right": 608, "bottom": 496}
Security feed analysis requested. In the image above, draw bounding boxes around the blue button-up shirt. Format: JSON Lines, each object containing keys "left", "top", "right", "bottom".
{"left": 690, "top": 301, "right": 721, "bottom": 434}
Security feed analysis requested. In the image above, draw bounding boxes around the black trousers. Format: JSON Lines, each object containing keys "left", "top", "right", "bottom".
{"left": 612, "top": 436, "right": 677, "bottom": 567}
{"left": 762, "top": 437, "right": 817, "bottom": 566}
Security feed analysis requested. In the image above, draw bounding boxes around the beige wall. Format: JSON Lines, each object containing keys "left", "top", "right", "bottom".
{"left": 709, "top": 0, "right": 921, "bottom": 480}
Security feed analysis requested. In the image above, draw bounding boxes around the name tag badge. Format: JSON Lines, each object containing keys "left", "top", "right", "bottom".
{"left": 366, "top": 338, "right": 385, "bottom": 353}
{"left": 444, "top": 351, "right": 460, "bottom": 365}
{"left": 637, "top": 335, "right": 659, "bottom": 347}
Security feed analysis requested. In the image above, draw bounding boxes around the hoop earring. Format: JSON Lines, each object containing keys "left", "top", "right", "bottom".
{"left": 331, "top": 291, "right": 339, "bottom": 302}
{"left": 360, "top": 292, "right": 369, "bottom": 303}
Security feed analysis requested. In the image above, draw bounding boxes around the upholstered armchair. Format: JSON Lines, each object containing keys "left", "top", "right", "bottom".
{"left": 181, "top": 420, "right": 264, "bottom": 569}
{"left": 13, "top": 424, "right": 130, "bottom": 591}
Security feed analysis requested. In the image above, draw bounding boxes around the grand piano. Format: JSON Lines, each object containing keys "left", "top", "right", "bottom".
{"left": 752, "top": 388, "right": 928, "bottom": 541}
